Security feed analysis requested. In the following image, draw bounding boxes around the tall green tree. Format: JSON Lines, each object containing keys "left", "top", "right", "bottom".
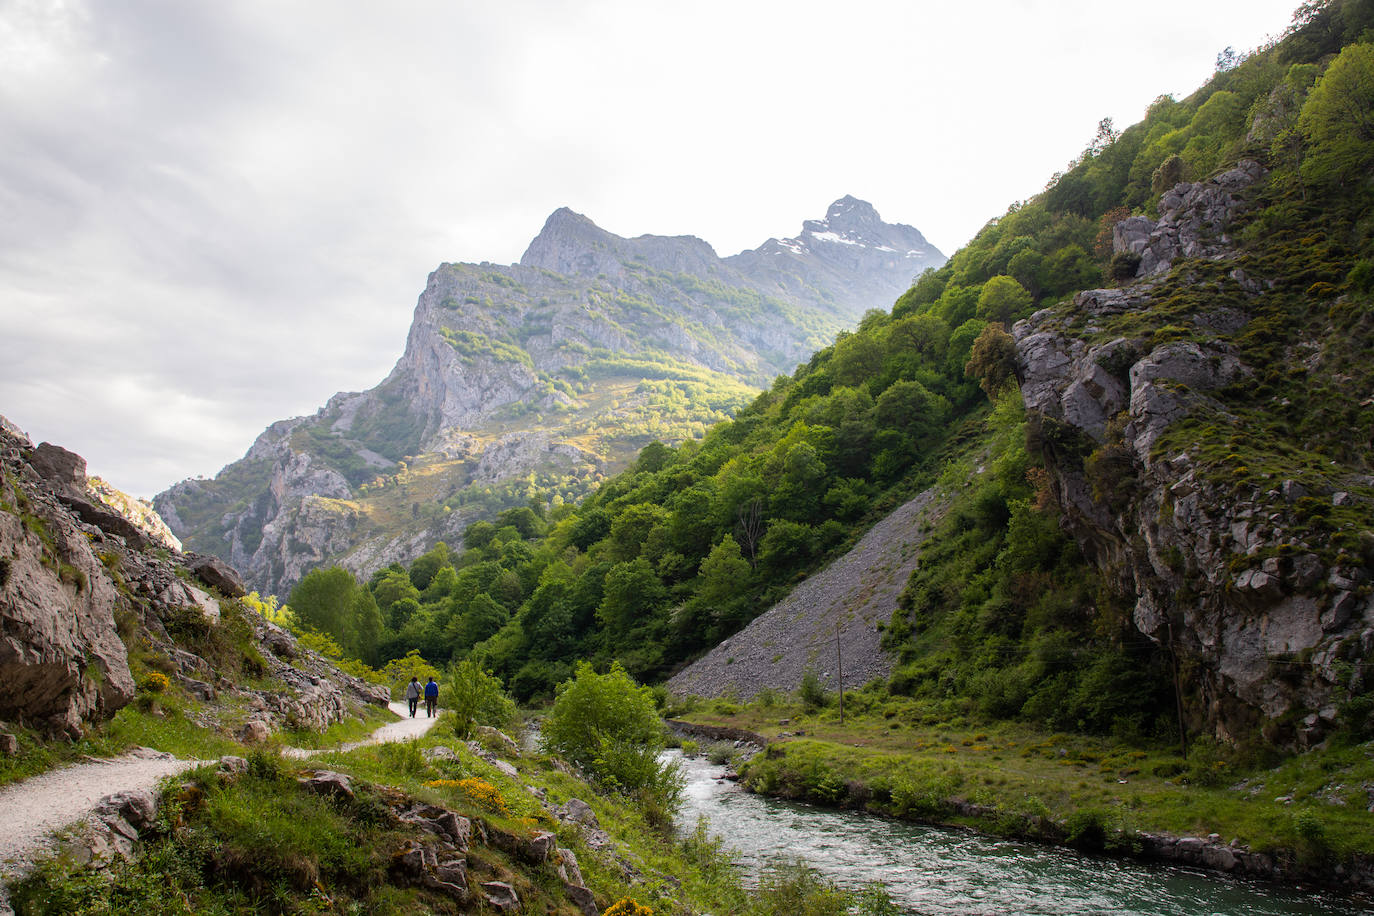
{"left": 289, "top": 566, "right": 361, "bottom": 653}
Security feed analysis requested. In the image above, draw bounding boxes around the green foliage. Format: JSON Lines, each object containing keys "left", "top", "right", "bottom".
{"left": 542, "top": 662, "right": 681, "bottom": 809}
{"left": 287, "top": 566, "right": 382, "bottom": 664}
{"left": 1299, "top": 41, "right": 1374, "bottom": 186}
{"left": 444, "top": 658, "right": 515, "bottom": 740}
{"left": 799, "top": 670, "right": 830, "bottom": 713}
{"left": 975, "top": 276, "right": 1033, "bottom": 325}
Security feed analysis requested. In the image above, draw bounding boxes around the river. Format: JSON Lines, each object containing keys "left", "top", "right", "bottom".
{"left": 670, "top": 751, "right": 1364, "bottom": 915}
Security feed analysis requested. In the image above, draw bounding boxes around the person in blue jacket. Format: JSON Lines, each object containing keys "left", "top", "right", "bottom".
{"left": 424, "top": 676, "right": 439, "bottom": 717}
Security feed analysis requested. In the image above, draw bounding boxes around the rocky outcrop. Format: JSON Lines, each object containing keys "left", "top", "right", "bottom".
{"left": 1112, "top": 160, "right": 1265, "bottom": 278}
{"left": 1013, "top": 169, "right": 1374, "bottom": 747}
{"left": 0, "top": 423, "right": 387, "bottom": 738}
{"left": 1, "top": 430, "right": 137, "bottom": 735}
{"left": 157, "top": 199, "right": 946, "bottom": 597}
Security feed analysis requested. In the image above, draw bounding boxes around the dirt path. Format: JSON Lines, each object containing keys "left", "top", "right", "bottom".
{"left": 0, "top": 746, "right": 197, "bottom": 902}
{"left": 0, "top": 701, "right": 441, "bottom": 906}
{"left": 284, "top": 701, "right": 443, "bottom": 757}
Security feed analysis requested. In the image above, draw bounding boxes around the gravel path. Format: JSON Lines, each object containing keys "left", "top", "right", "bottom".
{"left": 668, "top": 485, "right": 946, "bottom": 699}
{"left": 0, "top": 747, "right": 197, "bottom": 886}
{"left": 0, "top": 700, "right": 440, "bottom": 905}
{"left": 284, "top": 701, "right": 441, "bottom": 757}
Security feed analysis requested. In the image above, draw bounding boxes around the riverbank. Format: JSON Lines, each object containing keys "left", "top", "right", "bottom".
{"left": 672, "top": 692, "right": 1374, "bottom": 897}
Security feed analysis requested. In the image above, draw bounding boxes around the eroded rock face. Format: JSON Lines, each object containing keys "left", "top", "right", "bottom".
{"left": 1113, "top": 160, "right": 1266, "bottom": 278}
{"left": 1013, "top": 188, "right": 1373, "bottom": 747}
{"left": 156, "top": 199, "right": 947, "bottom": 597}
{"left": 0, "top": 433, "right": 136, "bottom": 735}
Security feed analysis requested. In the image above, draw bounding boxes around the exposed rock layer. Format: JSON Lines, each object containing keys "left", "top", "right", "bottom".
{"left": 1013, "top": 163, "right": 1374, "bottom": 746}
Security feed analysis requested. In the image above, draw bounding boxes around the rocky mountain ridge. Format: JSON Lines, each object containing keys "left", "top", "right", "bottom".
{"left": 156, "top": 199, "right": 945, "bottom": 597}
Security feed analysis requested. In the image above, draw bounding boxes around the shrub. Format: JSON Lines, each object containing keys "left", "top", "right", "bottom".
{"left": 1064, "top": 809, "right": 1108, "bottom": 851}
{"left": 799, "top": 670, "right": 829, "bottom": 712}
{"left": 445, "top": 658, "right": 515, "bottom": 740}
{"left": 1108, "top": 251, "right": 1141, "bottom": 282}
{"left": 141, "top": 671, "right": 171, "bottom": 693}
{"left": 604, "top": 899, "right": 654, "bottom": 916}
{"left": 457, "top": 777, "right": 509, "bottom": 815}
{"left": 542, "top": 662, "right": 683, "bottom": 812}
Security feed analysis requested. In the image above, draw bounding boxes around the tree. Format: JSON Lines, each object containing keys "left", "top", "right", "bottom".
{"left": 541, "top": 662, "right": 680, "bottom": 806}
{"left": 596, "top": 558, "right": 667, "bottom": 637}
{"left": 873, "top": 379, "right": 949, "bottom": 442}
{"left": 697, "top": 534, "right": 751, "bottom": 609}
{"left": 350, "top": 587, "right": 383, "bottom": 665}
{"left": 965, "top": 323, "right": 1019, "bottom": 400}
{"left": 289, "top": 566, "right": 360, "bottom": 653}
{"left": 452, "top": 592, "right": 508, "bottom": 649}
{"left": 1299, "top": 42, "right": 1374, "bottom": 186}
{"left": 445, "top": 657, "right": 514, "bottom": 740}
{"left": 975, "top": 276, "right": 1033, "bottom": 326}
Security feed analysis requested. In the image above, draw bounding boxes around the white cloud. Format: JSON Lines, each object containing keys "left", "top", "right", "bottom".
{"left": 0, "top": 0, "right": 1300, "bottom": 496}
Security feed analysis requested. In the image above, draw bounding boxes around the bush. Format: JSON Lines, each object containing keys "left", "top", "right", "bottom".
{"left": 799, "top": 670, "right": 829, "bottom": 712}
{"left": 542, "top": 662, "right": 683, "bottom": 812}
{"left": 1108, "top": 251, "right": 1141, "bottom": 282}
{"left": 1064, "top": 808, "right": 1108, "bottom": 851}
{"left": 445, "top": 658, "right": 515, "bottom": 740}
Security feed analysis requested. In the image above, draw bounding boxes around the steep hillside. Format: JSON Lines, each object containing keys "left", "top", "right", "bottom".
{"left": 667, "top": 485, "right": 946, "bottom": 699}
{"left": 879, "top": 0, "right": 1374, "bottom": 750}
{"left": 156, "top": 199, "right": 943, "bottom": 597}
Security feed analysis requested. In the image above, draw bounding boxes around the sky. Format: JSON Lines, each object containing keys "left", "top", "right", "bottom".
{"left": 0, "top": 0, "right": 1302, "bottom": 498}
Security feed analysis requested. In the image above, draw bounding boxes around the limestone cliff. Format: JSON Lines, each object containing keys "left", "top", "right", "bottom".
{"left": 157, "top": 199, "right": 945, "bottom": 597}
{"left": 1013, "top": 162, "right": 1373, "bottom": 747}
{"left": 0, "top": 422, "right": 388, "bottom": 737}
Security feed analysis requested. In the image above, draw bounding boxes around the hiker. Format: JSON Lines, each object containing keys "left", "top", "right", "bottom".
{"left": 405, "top": 676, "right": 421, "bottom": 717}
{"left": 424, "top": 676, "right": 439, "bottom": 717}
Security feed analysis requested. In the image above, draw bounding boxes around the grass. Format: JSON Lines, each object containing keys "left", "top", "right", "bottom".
{"left": 12, "top": 710, "right": 897, "bottom": 916}
{"left": 277, "top": 702, "right": 396, "bottom": 750}
{"left": 679, "top": 689, "right": 1374, "bottom": 864}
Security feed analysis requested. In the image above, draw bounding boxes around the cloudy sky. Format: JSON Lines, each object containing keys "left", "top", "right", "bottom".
{"left": 1, "top": 0, "right": 1300, "bottom": 498}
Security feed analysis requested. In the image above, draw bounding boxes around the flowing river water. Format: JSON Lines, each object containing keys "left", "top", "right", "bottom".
{"left": 669, "top": 751, "right": 1364, "bottom": 915}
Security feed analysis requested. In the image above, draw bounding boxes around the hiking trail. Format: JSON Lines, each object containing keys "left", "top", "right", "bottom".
{"left": 0, "top": 700, "right": 440, "bottom": 905}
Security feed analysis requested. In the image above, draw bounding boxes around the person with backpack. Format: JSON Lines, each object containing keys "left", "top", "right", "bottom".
{"left": 405, "top": 676, "right": 421, "bottom": 717}
{"left": 424, "top": 676, "right": 439, "bottom": 717}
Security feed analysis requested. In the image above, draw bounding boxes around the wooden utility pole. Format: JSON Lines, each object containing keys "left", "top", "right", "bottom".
{"left": 836, "top": 617, "right": 844, "bottom": 726}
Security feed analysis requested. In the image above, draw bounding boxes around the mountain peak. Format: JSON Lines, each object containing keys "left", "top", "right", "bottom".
{"left": 824, "top": 195, "right": 881, "bottom": 228}
{"left": 518, "top": 207, "right": 615, "bottom": 274}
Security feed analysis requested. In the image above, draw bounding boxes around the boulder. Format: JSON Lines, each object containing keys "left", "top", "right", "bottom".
{"left": 240, "top": 719, "right": 271, "bottom": 743}
{"left": 557, "top": 797, "right": 600, "bottom": 828}
{"left": 482, "top": 881, "right": 521, "bottom": 913}
{"left": 474, "top": 725, "right": 521, "bottom": 757}
{"left": 299, "top": 770, "right": 355, "bottom": 800}
{"left": 218, "top": 755, "right": 249, "bottom": 776}
{"left": 185, "top": 553, "right": 247, "bottom": 598}
{"left": 30, "top": 443, "right": 87, "bottom": 490}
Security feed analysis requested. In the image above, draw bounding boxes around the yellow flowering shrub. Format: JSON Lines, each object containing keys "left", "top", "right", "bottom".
{"left": 457, "top": 777, "right": 509, "bottom": 815}
{"left": 141, "top": 671, "right": 171, "bottom": 693}
{"left": 603, "top": 900, "right": 653, "bottom": 916}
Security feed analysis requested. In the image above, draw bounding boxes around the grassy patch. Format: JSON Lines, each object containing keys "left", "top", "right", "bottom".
{"left": 278, "top": 702, "right": 396, "bottom": 750}
{"left": 685, "top": 695, "right": 1374, "bottom": 863}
